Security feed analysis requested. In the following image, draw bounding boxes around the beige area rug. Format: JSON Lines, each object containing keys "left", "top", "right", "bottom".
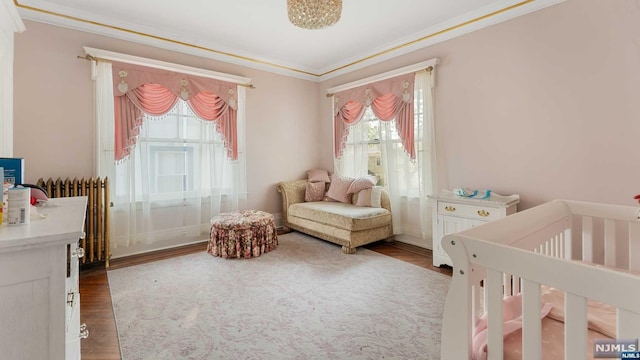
{"left": 107, "top": 232, "right": 451, "bottom": 360}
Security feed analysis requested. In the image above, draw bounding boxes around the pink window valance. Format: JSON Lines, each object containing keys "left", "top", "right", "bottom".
{"left": 112, "top": 61, "right": 238, "bottom": 161}
{"left": 333, "top": 73, "right": 415, "bottom": 160}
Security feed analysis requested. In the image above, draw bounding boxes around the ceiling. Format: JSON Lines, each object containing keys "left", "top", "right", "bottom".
{"left": 14, "top": 0, "right": 563, "bottom": 81}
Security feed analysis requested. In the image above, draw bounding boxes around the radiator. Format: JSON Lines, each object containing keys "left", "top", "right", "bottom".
{"left": 36, "top": 177, "right": 111, "bottom": 268}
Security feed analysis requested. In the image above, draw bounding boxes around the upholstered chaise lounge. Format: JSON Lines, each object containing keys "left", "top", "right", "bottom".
{"left": 276, "top": 179, "right": 393, "bottom": 254}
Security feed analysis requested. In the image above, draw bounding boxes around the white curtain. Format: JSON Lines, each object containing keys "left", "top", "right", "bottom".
{"left": 92, "top": 61, "right": 247, "bottom": 255}
{"left": 92, "top": 60, "right": 117, "bottom": 248}
{"left": 93, "top": 61, "right": 115, "bottom": 183}
{"left": 333, "top": 120, "right": 369, "bottom": 178}
{"left": 380, "top": 70, "right": 437, "bottom": 240}
{"left": 335, "top": 70, "right": 437, "bottom": 243}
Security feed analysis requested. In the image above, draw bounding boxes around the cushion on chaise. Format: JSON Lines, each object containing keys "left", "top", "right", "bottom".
{"left": 288, "top": 201, "right": 390, "bottom": 231}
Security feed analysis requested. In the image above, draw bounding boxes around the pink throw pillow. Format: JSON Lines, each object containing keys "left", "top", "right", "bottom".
{"left": 323, "top": 191, "right": 338, "bottom": 202}
{"left": 307, "top": 169, "right": 330, "bottom": 183}
{"left": 305, "top": 181, "right": 325, "bottom": 202}
{"left": 326, "top": 175, "right": 355, "bottom": 203}
{"left": 347, "top": 175, "right": 378, "bottom": 194}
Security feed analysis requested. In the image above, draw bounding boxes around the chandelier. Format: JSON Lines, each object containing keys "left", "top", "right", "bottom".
{"left": 287, "top": 0, "right": 342, "bottom": 30}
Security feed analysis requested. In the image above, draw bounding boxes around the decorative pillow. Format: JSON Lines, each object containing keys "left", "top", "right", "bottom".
{"left": 323, "top": 194, "right": 338, "bottom": 202}
{"left": 347, "top": 175, "right": 378, "bottom": 194}
{"left": 355, "top": 186, "right": 384, "bottom": 208}
{"left": 305, "top": 181, "right": 325, "bottom": 202}
{"left": 306, "top": 169, "right": 330, "bottom": 183}
{"left": 370, "top": 187, "right": 383, "bottom": 208}
{"left": 326, "top": 175, "right": 355, "bottom": 203}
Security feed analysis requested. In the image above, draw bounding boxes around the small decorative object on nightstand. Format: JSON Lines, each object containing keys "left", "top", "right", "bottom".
{"left": 428, "top": 189, "right": 520, "bottom": 267}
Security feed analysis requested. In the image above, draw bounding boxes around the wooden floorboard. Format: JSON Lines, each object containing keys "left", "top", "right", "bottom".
{"left": 79, "top": 234, "right": 452, "bottom": 359}
{"left": 78, "top": 270, "right": 123, "bottom": 360}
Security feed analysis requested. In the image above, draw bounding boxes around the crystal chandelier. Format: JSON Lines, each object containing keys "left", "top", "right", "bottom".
{"left": 287, "top": 0, "right": 342, "bottom": 30}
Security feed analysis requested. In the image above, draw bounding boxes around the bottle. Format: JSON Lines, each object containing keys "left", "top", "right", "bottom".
{"left": 7, "top": 186, "right": 30, "bottom": 226}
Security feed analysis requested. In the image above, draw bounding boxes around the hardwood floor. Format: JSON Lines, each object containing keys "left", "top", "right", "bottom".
{"left": 79, "top": 234, "right": 452, "bottom": 359}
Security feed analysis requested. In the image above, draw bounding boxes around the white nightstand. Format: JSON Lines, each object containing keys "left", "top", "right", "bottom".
{"left": 0, "top": 197, "right": 88, "bottom": 359}
{"left": 429, "top": 190, "right": 519, "bottom": 267}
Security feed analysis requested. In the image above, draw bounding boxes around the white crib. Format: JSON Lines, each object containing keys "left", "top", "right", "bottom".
{"left": 440, "top": 199, "right": 640, "bottom": 359}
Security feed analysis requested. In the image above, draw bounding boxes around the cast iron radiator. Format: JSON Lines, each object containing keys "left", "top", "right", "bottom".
{"left": 36, "top": 177, "right": 111, "bottom": 268}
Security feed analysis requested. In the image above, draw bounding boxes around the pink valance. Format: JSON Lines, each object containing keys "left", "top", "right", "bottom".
{"left": 333, "top": 73, "right": 415, "bottom": 160}
{"left": 112, "top": 62, "right": 239, "bottom": 161}
{"left": 112, "top": 62, "right": 238, "bottom": 104}
{"left": 188, "top": 91, "right": 237, "bottom": 160}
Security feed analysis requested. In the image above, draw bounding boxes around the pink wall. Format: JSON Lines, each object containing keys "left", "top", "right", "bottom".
{"left": 13, "top": 0, "right": 640, "bottom": 216}
{"left": 320, "top": 0, "right": 640, "bottom": 210}
{"left": 13, "top": 20, "right": 320, "bottom": 214}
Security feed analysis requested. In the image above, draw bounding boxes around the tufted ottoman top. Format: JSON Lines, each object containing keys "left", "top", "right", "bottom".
{"left": 210, "top": 210, "right": 274, "bottom": 230}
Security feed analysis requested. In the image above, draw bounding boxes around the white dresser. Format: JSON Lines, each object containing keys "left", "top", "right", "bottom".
{"left": 429, "top": 190, "right": 519, "bottom": 267}
{"left": 0, "top": 196, "right": 88, "bottom": 360}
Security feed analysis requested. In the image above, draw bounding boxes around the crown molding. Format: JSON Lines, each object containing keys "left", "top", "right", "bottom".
{"left": 2, "top": 0, "right": 26, "bottom": 33}
{"left": 15, "top": 0, "right": 565, "bottom": 82}
{"left": 316, "top": 0, "right": 565, "bottom": 81}
{"left": 326, "top": 58, "right": 439, "bottom": 95}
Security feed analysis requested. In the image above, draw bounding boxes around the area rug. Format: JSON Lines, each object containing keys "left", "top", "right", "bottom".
{"left": 107, "top": 232, "right": 451, "bottom": 360}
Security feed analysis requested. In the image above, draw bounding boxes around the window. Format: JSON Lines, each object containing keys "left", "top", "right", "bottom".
{"left": 140, "top": 101, "right": 197, "bottom": 199}
{"left": 345, "top": 109, "right": 384, "bottom": 185}
{"left": 92, "top": 52, "right": 250, "bottom": 254}
{"left": 344, "top": 85, "right": 425, "bottom": 191}
{"left": 117, "top": 99, "right": 230, "bottom": 202}
{"left": 332, "top": 68, "right": 436, "bottom": 242}
{"left": 149, "top": 145, "right": 192, "bottom": 194}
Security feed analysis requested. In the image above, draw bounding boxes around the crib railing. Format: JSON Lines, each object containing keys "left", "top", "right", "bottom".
{"left": 441, "top": 199, "right": 640, "bottom": 360}
{"left": 36, "top": 177, "right": 111, "bottom": 268}
{"left": 563, "top": 200, "right": 640, "bottom": 272}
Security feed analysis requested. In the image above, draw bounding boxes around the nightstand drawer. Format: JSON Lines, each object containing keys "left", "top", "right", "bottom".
{"left": 437, "top": 202, "right": 501, "bottom": 221}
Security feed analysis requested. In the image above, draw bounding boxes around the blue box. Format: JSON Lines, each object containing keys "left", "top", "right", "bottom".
{"left": 0, "top": 157, "right": 24, "bottom": 185}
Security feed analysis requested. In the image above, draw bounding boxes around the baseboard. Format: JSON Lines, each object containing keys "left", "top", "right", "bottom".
{"left": 393, "top": 233, "right": 431, "bottom": 250}
{"left": 273, "top": 212, "right": 283, "bottom": 229}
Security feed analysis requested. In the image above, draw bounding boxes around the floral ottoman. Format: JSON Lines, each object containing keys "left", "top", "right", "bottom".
{"left": 208, "top": 210, "right": 278, "bottom": 258}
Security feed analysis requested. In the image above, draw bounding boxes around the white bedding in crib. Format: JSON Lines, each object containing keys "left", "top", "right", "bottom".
{"left": 501, "top": 316, "right": 611, "bottom": 360}
{"left": 473, "top": 286, "right": 616, "bottom": 360}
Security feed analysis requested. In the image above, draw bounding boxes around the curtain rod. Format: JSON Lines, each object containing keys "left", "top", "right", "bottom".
{"left": 325, "top": 58, "right": 438, "bottom": 97}
{"left": 77, "top": 48, "right": 255, "bottom": 89}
